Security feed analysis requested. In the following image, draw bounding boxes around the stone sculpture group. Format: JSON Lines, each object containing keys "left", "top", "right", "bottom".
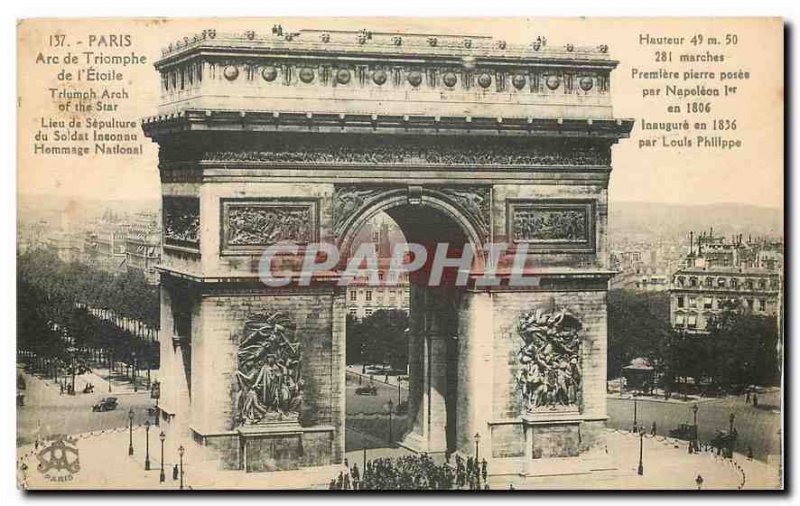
{"left": 234, "top": 312, "right": 304, "bottom": 425}
{"left": 516, "top": 308, "right": 583, "bottom": 410}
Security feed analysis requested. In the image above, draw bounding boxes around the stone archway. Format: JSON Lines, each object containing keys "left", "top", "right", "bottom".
{"left": 336, "top": 189, "right": 485, "bottom": 454}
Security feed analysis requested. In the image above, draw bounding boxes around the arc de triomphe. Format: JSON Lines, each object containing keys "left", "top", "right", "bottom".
{"left": 143, "top": 27, "right": 632, "bottom": 474}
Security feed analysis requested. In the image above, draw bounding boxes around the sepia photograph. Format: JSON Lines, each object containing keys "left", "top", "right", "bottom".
{"left": 13, "top": 13, "right": 785, "bottom": 492}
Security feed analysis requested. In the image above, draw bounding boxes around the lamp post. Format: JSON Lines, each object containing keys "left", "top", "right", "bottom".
{"left": 397, "top": 381, "right": 401, "bottom": 405}
{"left": 178, "top": 445, "right": 185, "bottom": 490}
{"left": 132, "top": 351, "right": 138, "bottom": 392}
{"left": 128, "top": 408, "right": 135, "bottom": 456}
{"left": 692, "top": 404, "right": 699, "bottom": 445}
{"left": 729, "top": 413, "right": 735, "bottom": 434}
{"left": 474, "top": 432, "right": 481, "bottom": 460}
{"left": 632, "top": 397, "right": 638, "bottom": 432}
{"left": 387, "top": 399, "right": 394, "bottom": 446}
{"left": 729, "top": 412, "right": 736, "bottom": 456}
{"left": 158, "top": 431, "right": 166, "bottom": 483}
{"left": 144, "top": 420, "right": 151, "bottom": 470}
{"left": 637, "top": 431, "right": 644, "bottom": 475}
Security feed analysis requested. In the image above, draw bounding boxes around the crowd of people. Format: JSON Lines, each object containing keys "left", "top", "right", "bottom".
{"left": 329, "top": 453, "right": 490, "bottom": 490}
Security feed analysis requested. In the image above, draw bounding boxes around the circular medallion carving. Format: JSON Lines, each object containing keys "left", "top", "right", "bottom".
{"left": 546, "top": 75, "right": 561, "bottom": 90}
{"left": 407, "top": 71, "right": 422, "bottom": 87}
{"left": 512, "top": 74, "right": 526, "bottom": 90}
{"left": 372, "top": 69, "right": 387, "bottom": 86}
{"left": 298, "top": 67, "right": 315, "bottom": 83}
{"left": 261, "top": 66, "right": 278, "bottom": 82}
{"left": 477, "top": 73, "right": 492, "bottom": 88}
{"left": 579, "top": 76, "right": 594, "bottom": 91}
{"left": 442, "top": 72, "right": 457, "bottom": 88}
{"left": 223, "top": 65, "right": 239, "bottom": 81}
{"left": 336, "top": 68, "right": 351, "bottom": 84}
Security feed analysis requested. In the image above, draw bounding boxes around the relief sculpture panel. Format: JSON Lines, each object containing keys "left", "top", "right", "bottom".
{"left": 508, "top": 200, "right": 595, "bottom": 253}
{"left": 516, "top": 308, "right": 583, "bottom": 411}
{"left": 221, "top": 199, "right": 318, "bottom": 255}
{"left": 163, "top": 196, "right": 200, "bottom": 251}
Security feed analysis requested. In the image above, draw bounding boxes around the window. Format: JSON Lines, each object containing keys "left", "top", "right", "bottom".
{"left": 704, "top": 297, "right": 713, "bottom": 309}
{"left": 745, "top": 279, "right": 754, "bottom": 290}
{"left": 378, "top": 272, "right": 384, "bottom": 281}
{"left": 677, "top": 296, "right": 685, "bottom": 308}
{"left": 758, "top": 279, "right": 766, "bottom": 290}
{"left": 350, "top": 291, "right": 357, "bottom": 302}
{"left": 366, "top": 290, "right": 372, "bottom": 302}
{"left": 349, "top": 308, "right": 357, "bottom": 317}
{"left": 688, "top": 296, "right": 697, "bottom": 308}
{"left": 731, "top": 278, "right": 738, "bottom": 289}
{"left": 758, "top": 299, "right": 766, "bottom": 312}
{"left": 365, "top": 308, "right": 373, "bottom": 317}
{"left": 687, "top": 315, "right": 697, "bottom": 328}
{"left": 718, "top": 277, "right": 726, "bottom": 288}
{"left": 675, "top": 314, "right": 686, "bottom": 326}
{"left": 689, "top": 277, "right": 698, "bottom": 287}
{"left": 705, "top": 277, "right": 713, "bottom": 288}
{"left": 747, "top": 299, "right": 754, "bottom": 310}
{"left": 677, "top": 276, "right": 685, "bottom": 287}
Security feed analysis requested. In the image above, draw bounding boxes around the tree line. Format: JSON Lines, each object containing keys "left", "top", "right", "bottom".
{"left": 608, "top": 289, "right": 781, "bottom": 394}
{"left": 17, "top": 249, "right": 159, "bottom": 385}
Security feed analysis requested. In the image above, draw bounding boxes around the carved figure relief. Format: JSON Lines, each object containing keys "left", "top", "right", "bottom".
{"left": 163, "top": 196, "right": 200, "bottom": 249}
{"left": 234, "top": 312, "right": 304, "bottom": 425}
{"left": 333, "top": 187, "right": 391, "bottom": 237}
{"left": 509, "top": 200, "right": 595, "bottom": 252}
{"left": 516, "top": 308, "right": 583, "bottom": 410}
{"left": 438, "top": 187, "right": 491, "bottom": 240}
{"left": 222, "top": 200, "right": 317, "bottom": 253}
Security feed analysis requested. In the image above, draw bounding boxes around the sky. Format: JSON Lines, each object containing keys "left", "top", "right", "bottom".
{"left": 17, "top": 17, "right": 783, "bottom": 210}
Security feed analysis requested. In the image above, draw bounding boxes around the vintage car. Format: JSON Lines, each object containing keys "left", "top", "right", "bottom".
{"left": 92, "top": 397, "right": 118, "bottom": 412}
{"left": 668, "top": 423, "right": 698, "bottom": 441}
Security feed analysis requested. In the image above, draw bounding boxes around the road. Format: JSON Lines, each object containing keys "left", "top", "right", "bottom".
{"left": 17, "top": 368, "right": 156, "bottom": 447}
{"left": 607, "top": 390, "right": 781, "bottom": 461}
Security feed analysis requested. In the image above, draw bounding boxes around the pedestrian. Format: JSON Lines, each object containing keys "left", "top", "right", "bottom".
{"left": 651, "top": 421, "right": 657, "bottom": 436}
{"left": 509, "top": 483, "right": 515, "bottom": 490}
{"left": 747, "top": 446, "right": 754, "bottom": 461}
{"left": 745, "top": 391, "right": 751, "bottom": 404}
{"left": 753, "top": 393, "right": 758, "bottom": 407}
{"left": 695, "top": 474, "right": 704, "bottom": 490}
{"left": 688, "top": 441, "right": 693, "bottom": 454}
{"left": 173, "top": 464, "right": 178, "bottom": 480}
{"left": 481, "top": 458, "right": 488, "bottom": 482}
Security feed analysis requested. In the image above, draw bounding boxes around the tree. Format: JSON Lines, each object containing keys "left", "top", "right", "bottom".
{"left": 607, "top": 289, "right": 674, "bottom": 380}
{"left": 354, "top": 310, "right": 409, "bottom": 371}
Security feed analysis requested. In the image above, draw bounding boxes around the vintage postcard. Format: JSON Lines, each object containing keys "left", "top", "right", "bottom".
{"left": 16, "top": 17, "right": 784, "bottom": 490}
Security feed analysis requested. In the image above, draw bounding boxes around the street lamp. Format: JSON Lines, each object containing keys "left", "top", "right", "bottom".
{"left": 178, "top": 445, "right": 185, "bottom": 490}
{"left": 474, "top": 432, "right": 481, "bottom": 460}
{"left": 132, "top": 351, "right": 138, "bottom": 392}
{"left": 144, "top": 420, "right": 151, "bottom": 470}
{"left": 692, "top": 404, "right": 699, "bottom": 445}
{"left": 388, "top": 399, "right": 394, "bottom": 446}
{"left": 128, "top": 408, "right": 135, "bottom": 456}
{"left": 637, "top": 431, "right": 644, "bottom": 475}
{"left": 729, "top": 412, "right": 735, "bottom": 434}
{"left": 158, "top": 431, "right": 166, "bottom": 483}
{"left": 397, "top": 381, "right": 402, "bottom": 405}
{"left": 632, "top": 397, "right": 638, "bottom": 432}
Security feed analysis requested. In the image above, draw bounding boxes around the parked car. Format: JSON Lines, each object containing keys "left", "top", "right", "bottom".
{"left": 668, "top": 423, "right": 697, "bottom": 441}
{"left": 92, "top": 397, "right": 118, "bottom": 412}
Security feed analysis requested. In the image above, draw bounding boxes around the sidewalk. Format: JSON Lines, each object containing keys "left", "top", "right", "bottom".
{"left": 17, "top": 427, "right": 781, "bottom": 490}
